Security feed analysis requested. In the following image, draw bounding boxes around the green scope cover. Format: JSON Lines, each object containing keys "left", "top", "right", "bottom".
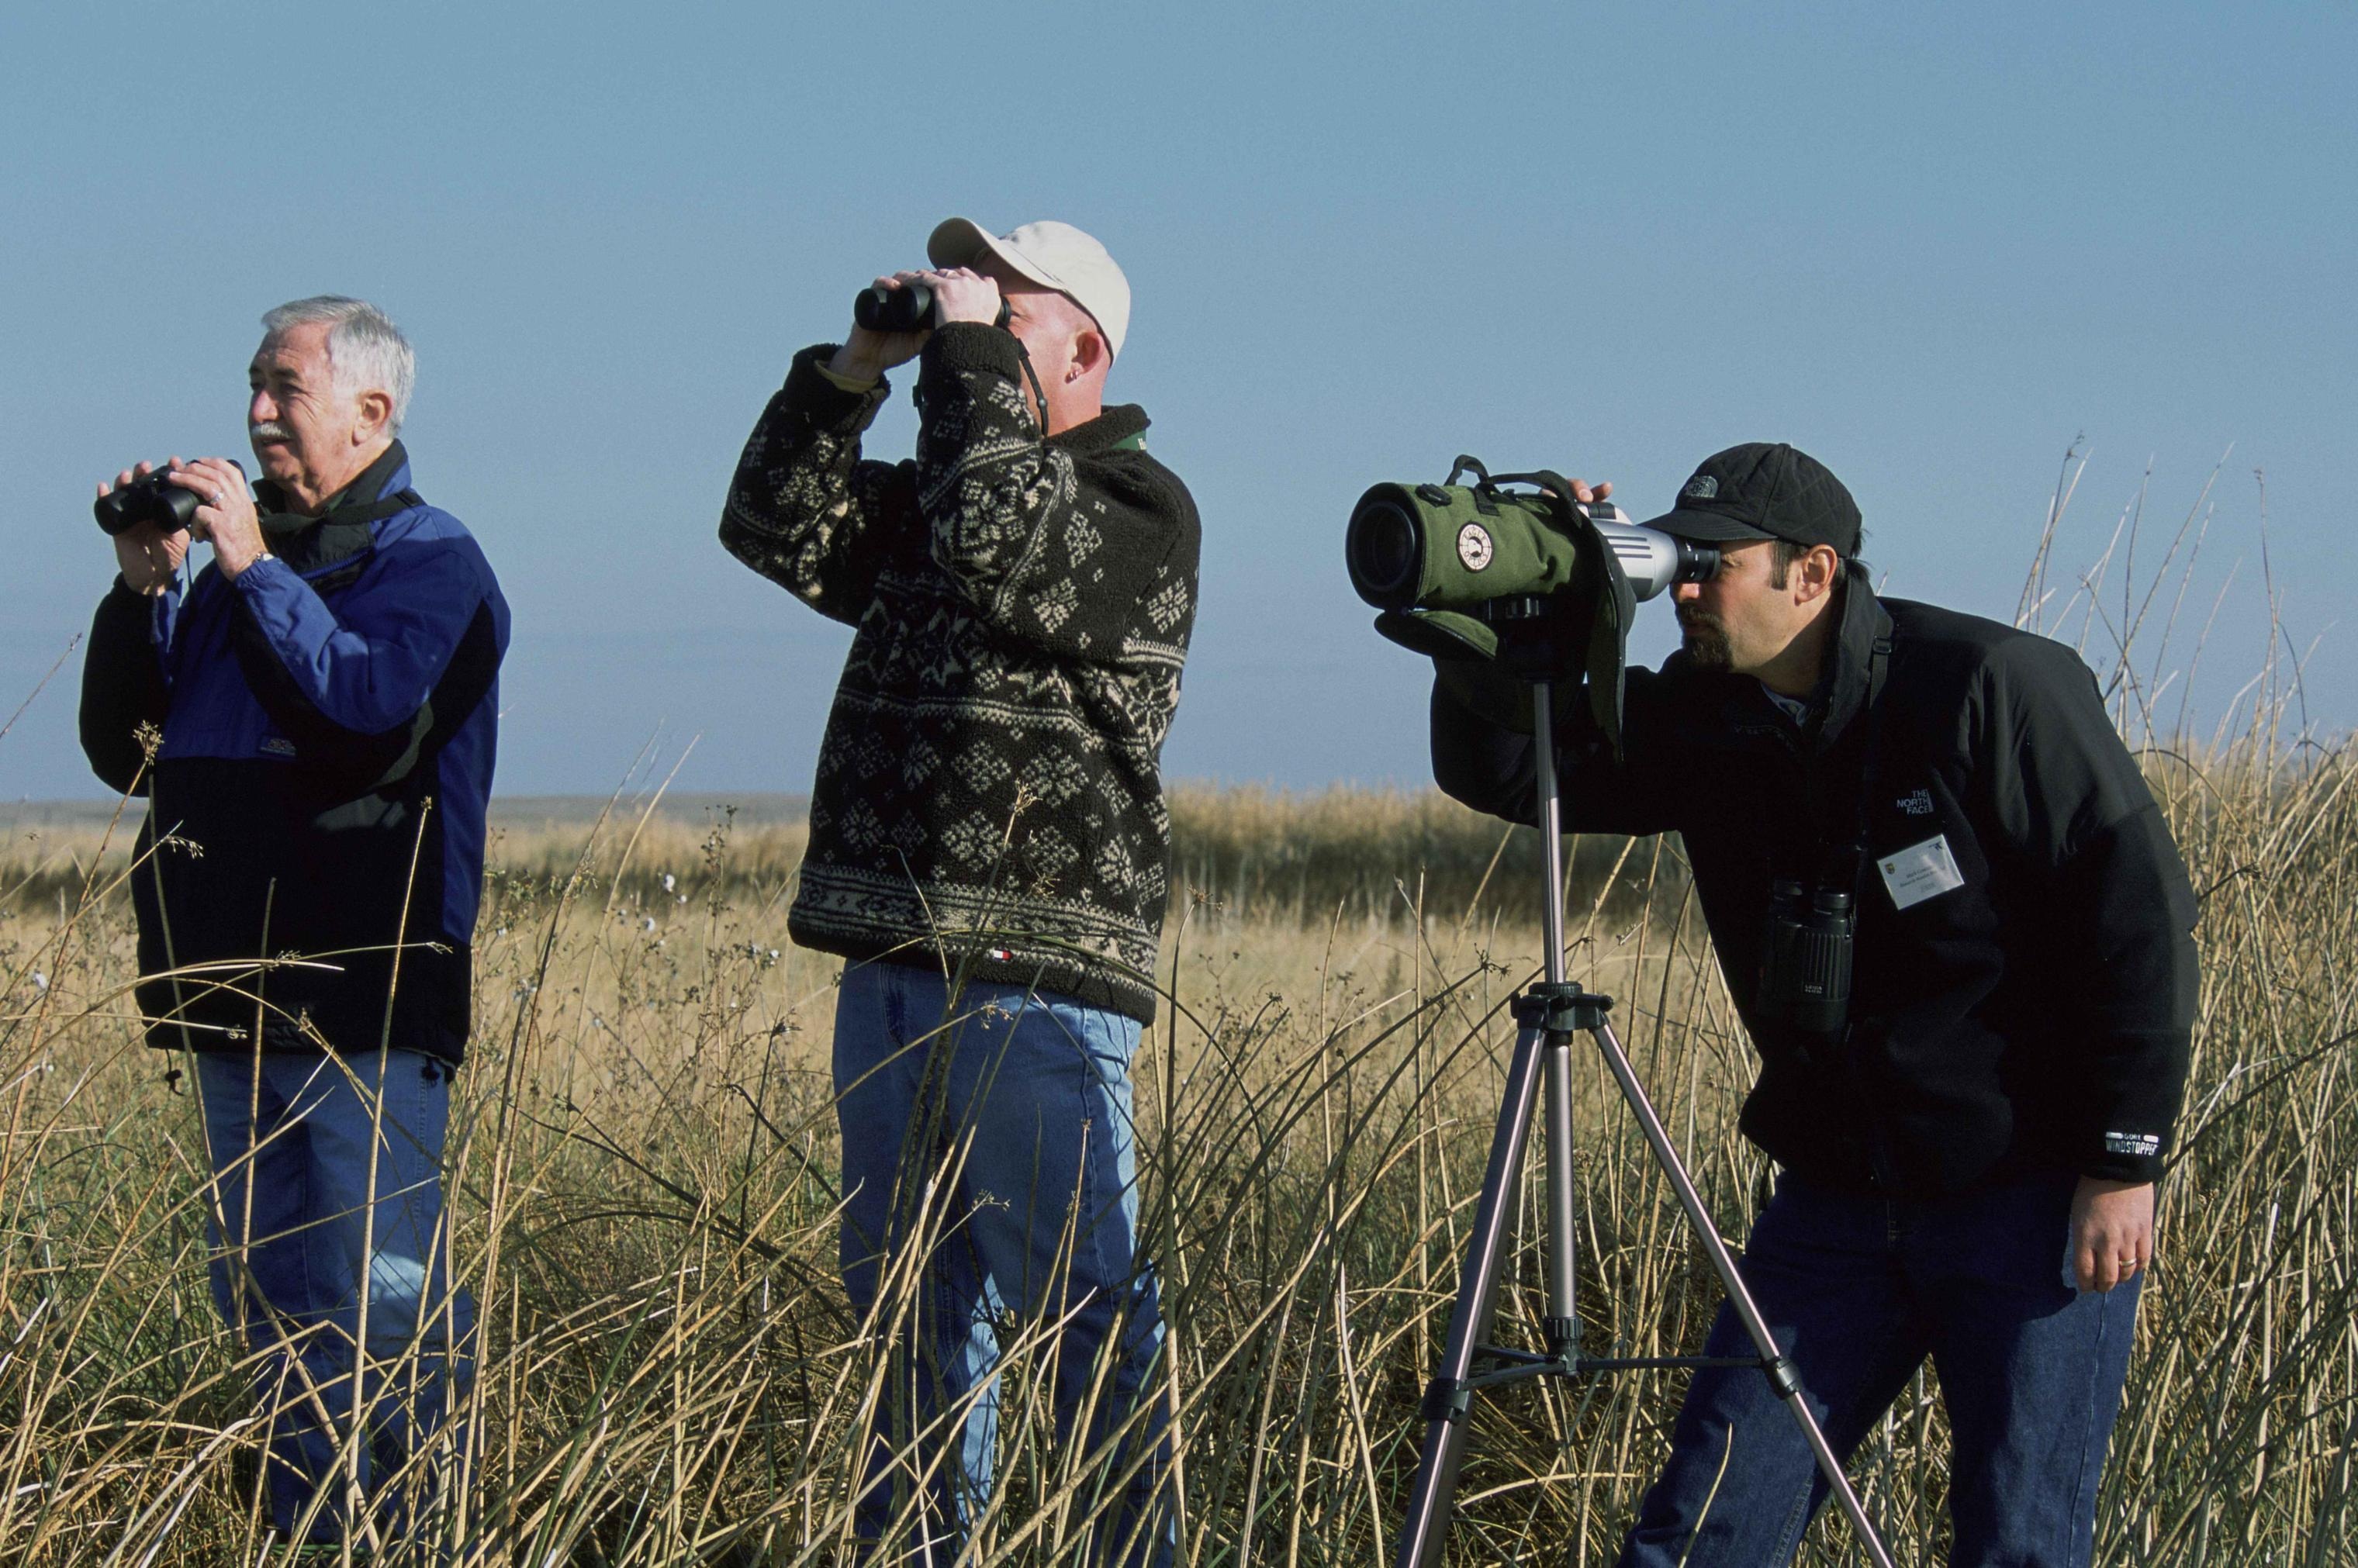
{"left": 1354, "top": 483, "right": 1591, "bottom": 611}
{"left": 1345, "top": 473, "right": 1638, "bottom": 753}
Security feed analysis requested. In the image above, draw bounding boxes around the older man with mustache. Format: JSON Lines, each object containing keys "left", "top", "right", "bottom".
{"left": 81, "top": 295, "right": 507, "bottom": 1552}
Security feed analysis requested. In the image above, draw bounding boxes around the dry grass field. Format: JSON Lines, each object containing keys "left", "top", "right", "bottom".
{"left": 3, "top": 473, "right": 2353, "bottom": 1564}
{"left": 5, "top": 745, "right": 2353, "bottom": 1566}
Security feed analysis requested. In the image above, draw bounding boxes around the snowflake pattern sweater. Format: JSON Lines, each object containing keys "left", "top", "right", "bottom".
{"left": 721, "top": 323, "right": 1200, "bottom": 1022}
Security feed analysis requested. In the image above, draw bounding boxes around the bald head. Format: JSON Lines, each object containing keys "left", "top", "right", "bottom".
{"left": 980, "top": 257, "right": 1111, "bottom": 436}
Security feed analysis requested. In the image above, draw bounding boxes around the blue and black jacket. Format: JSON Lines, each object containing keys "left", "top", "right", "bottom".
{"left": 79, "top": 442, "right": 509, "bottom": 1066}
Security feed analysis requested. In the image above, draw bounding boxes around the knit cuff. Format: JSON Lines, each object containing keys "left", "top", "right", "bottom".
{"left": 918, "top": 321, "right": 1025, "bottom": 385}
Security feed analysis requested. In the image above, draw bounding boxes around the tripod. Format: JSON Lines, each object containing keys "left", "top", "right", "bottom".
{"left": 1395, "top": 679, "right": 1896, "bottom": 1568}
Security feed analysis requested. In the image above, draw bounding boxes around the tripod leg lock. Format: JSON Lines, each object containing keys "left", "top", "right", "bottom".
{"left": 1762, "top": 1355, "right": 1803, "bottom": 1401}
{"left": 1514, "top": 983, "right": 1614, "bottom": 1033}
{"left": 1420, "top": 1376, "right": 1471, "bottom": 1425}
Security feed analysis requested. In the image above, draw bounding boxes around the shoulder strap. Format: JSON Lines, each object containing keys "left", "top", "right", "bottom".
{"left": 1529, "top": 470, "right": 1637, "bottom": 757}
{"left": 1841, "top": 634, "right": 1896, "bottom": 886}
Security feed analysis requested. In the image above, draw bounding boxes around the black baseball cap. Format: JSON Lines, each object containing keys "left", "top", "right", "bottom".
{"left": 1642, "top": 443, "right": 1861, "bottom": 558}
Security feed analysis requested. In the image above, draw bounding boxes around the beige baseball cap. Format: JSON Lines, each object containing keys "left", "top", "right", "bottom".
{"left": 927, "top": 217, "right": 1131, "bottom": 361}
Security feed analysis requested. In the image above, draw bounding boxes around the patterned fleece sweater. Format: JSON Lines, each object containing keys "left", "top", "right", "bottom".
{"left": 721, "top": 323, "right": 1201, "bottom": 1022}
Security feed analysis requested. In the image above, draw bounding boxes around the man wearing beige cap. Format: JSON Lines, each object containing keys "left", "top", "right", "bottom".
{"left": 721, "top": 218, "right": 1197, "bottom": 1566}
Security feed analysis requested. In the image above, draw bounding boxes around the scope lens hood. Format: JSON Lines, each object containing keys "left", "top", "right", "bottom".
{"left": 1346, "top": 494, "right": 1423, "bottom": 608}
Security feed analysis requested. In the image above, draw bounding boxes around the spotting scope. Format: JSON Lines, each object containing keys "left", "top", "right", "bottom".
{"left": 1344, "top": 456, "right": 1720, "bottom": 664}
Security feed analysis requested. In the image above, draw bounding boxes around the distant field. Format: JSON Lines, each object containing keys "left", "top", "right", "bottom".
{"left": 2, "top": 790, "right": 810, "bottom": 832}
{"left": 2, "top": 785, "right": 1657, "bottom": 933}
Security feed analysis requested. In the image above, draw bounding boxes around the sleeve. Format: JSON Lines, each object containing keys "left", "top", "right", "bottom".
{"left": 910, "top": 324, "right": 1193, "bottom": 658}
{"left": 228, "top": 539, "right": 486, "bottom": 738}
{"left": 718, "top": 345, "right": 920, "bottom": 627}
{"left": 1430, "top": 661, "right": 1687, "bottom": 836}
{"left": 1982, "top": 637, "right": 2199, "bottom": 1183}
{"left": 78, "top": 578, "right": 174, "bottom": 796}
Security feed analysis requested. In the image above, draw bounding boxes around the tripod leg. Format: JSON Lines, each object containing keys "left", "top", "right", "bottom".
{"left": 1393, "top": 1023, "right": 1550, "bottom": 1568}
{"left": 1582, "top": 1014, "right": 1900, "bottom": 1568}
{"left": 1542, "top": 1028, "right": 1578, "bottom": 1353}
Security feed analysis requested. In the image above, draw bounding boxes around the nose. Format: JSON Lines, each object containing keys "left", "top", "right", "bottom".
{"left": 248, "top": 386, "right": 275, "bottom": 424}
{"left": 1673, "top": 580, "right": 1703, "bottom": 605}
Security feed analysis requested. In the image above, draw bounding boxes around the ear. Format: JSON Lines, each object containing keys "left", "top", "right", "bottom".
{"left": 1797, "top": 545, "right": 1841, "bottom": 603}
{"left": 353, "top": 389, "right": 395, "bottom": 444}
{"left": 1066, "top": 326, "right": 1109, "bottom": 384}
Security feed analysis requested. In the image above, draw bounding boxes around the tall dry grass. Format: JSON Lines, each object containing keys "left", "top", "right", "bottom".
{"left": 2, "top": 450, "right": 2351, "bottom": 1563}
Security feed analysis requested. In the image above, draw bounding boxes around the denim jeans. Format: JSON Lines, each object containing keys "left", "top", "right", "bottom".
{"left": 833, "top": 960, "right": 1172, "bottom": 1567}
{"left": 1620, "top": 1168, "right": 2140, "bottom": 1567}
{"left": 195, "top": 1048, "right": 473, "bottom": 1548}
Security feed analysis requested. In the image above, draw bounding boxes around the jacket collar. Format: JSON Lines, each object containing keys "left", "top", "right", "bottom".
{"left": 252, "top": 441, "right": 414, "bottom": 574}
{"left": 1813, "top": 560, "right": 1895, "bottom": 751}
{"left": 1049, "top": 404, "right": 1150, "bottom": 454}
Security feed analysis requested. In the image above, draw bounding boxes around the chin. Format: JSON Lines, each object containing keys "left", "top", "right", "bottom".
{"left": 1682, "top": 634, "right": 1734, "bottom": 673}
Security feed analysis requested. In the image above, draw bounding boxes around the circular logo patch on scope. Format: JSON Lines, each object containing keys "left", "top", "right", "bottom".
{"left": 1457, "top": 523, "right": 1495, "bottom": 572}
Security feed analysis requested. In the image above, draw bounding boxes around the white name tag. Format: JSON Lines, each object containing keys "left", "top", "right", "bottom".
{"left": 1877, "top": 835, "right": 1966, "bottom": 910}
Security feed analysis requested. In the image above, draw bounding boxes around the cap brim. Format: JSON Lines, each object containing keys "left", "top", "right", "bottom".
{"left": 1641, "top": 506, "right": 1779, "bottom": 544}
{"left": 926, "top": 216, "right": 1065, "bottom": 294}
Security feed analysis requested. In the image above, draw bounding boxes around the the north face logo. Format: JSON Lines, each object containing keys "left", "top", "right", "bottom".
{"left": 1682, "top": 475, "right": 1719, "bottom": 500}
{"left": 1896, "top": 788, "right": 1934, "bottom": 817}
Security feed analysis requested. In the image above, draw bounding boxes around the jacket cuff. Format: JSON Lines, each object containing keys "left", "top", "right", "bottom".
{"left": 919, "top": 321, "right": 1025, "bottom": 385}
{"left": 229, "top": 554, "right": 295, "bottom": 599}
{"left": 2077, "top": 1132, "right": 2168, "bottom": 1186}
{"left": 782, "top": 345, "right": 891, "bottom": 430}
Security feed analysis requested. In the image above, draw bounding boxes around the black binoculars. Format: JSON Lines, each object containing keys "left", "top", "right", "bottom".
{"left": 1758, "top": 878, "right": 1855, "bottom": 1038}
{"left": 852, "top": 281, "right": 1011, "bottom": 334}
{"left": 92, "top": 462, "right": 240, "bottom": 537}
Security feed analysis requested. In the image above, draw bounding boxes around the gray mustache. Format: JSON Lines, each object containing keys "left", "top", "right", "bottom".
{"left": 250, "top": 422, "right": 293, "bottom": 442}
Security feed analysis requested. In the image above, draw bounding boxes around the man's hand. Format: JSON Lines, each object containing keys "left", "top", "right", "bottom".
{"left": 831, "top": 268, "right": 1006, "bottom": 385}
{"left": 921, "top": 266, "right": 1003, "bottom": 325}
{"left": 166, "top": 456, "right": 265, "bottom": 579}
{"left": 100, "top": 461, "right": 189, "bottom": 596}
{"left": 2070, "top": 1176, "right": 2155, "bottom": 1293}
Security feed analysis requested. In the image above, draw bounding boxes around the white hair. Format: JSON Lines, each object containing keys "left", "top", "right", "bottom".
{"left": 259, "top": 295, "right": 416, "bottom": 434}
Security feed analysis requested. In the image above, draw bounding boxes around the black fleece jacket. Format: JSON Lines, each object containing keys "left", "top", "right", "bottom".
{"left": 1433, "top": 566, "right": 2199, "bottom": 1197}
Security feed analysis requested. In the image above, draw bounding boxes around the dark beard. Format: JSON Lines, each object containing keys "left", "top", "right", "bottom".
{"left": 1681, "top": 621, "right": 1731, "bottom": 672}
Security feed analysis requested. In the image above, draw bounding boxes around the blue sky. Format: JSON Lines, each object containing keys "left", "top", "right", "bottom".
{"left": 5, "top": 2, "right": 2352, "bottom": 800}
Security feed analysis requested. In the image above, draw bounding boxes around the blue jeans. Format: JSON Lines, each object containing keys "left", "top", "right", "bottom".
{"left": 1620, "top": 1169, "right": 2140, "bottom": 1567}
{"left": 834, "top": 961, "right": 1172, "bottom": 1567}
{"left": 195, "top": 1048, "right": 473, "bottom": 1547}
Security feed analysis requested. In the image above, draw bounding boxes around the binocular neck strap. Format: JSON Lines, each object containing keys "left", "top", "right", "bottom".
{"left": 1008, "top": 337, "right": 1053, "bottom": 454}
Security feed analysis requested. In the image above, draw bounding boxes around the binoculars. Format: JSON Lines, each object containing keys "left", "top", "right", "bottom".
{"left": 92, "top": 462, "right": 241, "bottom": 537}
{"left": 852, "top": 281, "right": 1012, "bottom": 335}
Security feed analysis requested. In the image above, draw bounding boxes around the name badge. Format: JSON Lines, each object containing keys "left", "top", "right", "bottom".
{"left": 1877, "top": 835, "right": 1965, "bottom": 910}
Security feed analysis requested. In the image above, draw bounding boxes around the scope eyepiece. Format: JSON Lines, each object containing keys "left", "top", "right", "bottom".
{"left": 1594, "top": 521, "right": 1720, "bottom": 599}
{"left": 1673, "top": 537, "right": 1722, "bottom": 583}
